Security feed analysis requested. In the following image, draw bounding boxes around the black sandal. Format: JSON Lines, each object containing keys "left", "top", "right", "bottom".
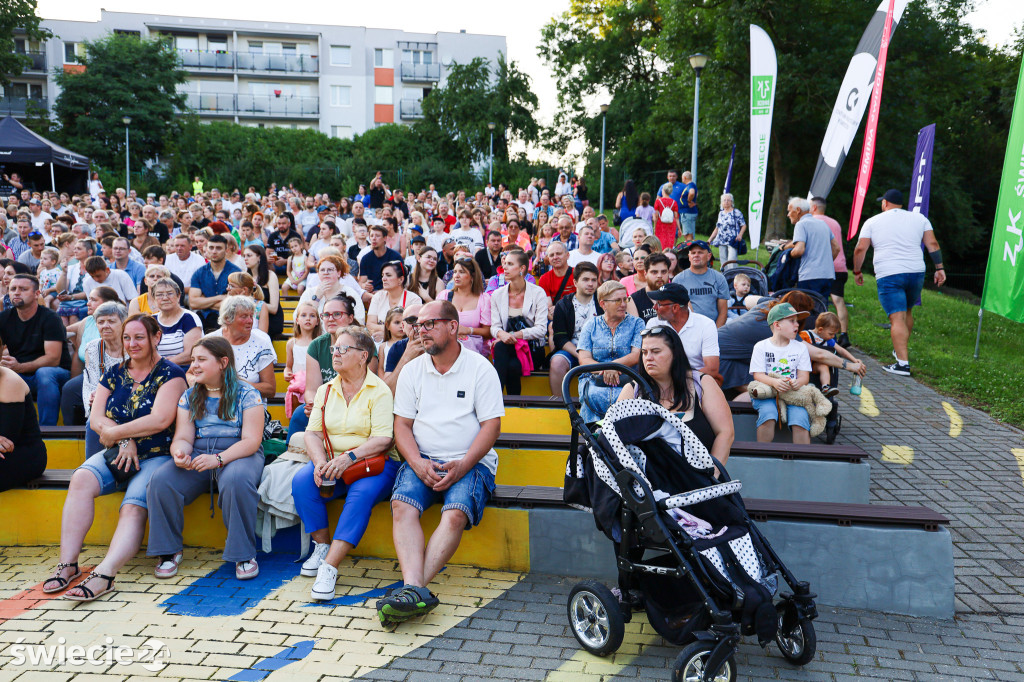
{"left": 64, "top": 571, "right": 115, "bottom": 602}
{"left": 42, "top": 562, "right": 80, "bottom": 594}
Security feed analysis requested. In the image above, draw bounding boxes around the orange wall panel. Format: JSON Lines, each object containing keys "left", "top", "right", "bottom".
{"left": 374, "top": 68, "right": 394, "bottom": 86}
{"left": 374, "top": 104, "right": 394, "bottom": 123}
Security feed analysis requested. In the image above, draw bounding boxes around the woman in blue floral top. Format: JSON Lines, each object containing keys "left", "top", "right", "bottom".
{"left": 45, "top": 315, "right": 187, "bottom": 602}
{"left": 577, "top": 281, "right": 644, "bottom": 422}
{"left": 147, "top": 336, "right": 266, "bottom": 581}
{"left": 709, "top": 193, "right": 747, "bottom": 271}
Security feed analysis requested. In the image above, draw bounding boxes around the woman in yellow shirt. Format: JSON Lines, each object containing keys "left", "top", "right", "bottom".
{"left": 294, "top": 326, "right": 399, "bottom": 601}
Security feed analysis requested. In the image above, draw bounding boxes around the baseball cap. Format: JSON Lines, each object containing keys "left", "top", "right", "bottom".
{"left": 681, "top": 239, "right": 712, "bottom": 253}
{"left": 766, "top": 302, "right": 811, "bottom": 325}
{"left": 29, "top": 198, "right": 41, "bottom": 205}
{"left": 410, "top": 235, "right": 426, "bottom": 244}
{"left": 647, "top": 283, "right": 690, "bottom": 306}
{"left": 409, "top": 225, "right": 424, "bottom": 235}
{"left": 877, "top": 189, "right": 904, "bottom": 205}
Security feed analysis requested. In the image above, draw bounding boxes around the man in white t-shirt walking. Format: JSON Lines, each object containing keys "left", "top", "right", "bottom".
{"left": 853, "top": 189, "right": 946, "bottom": 376}
{"left": 379, "top": 300, "right": 504, "bottom": 627}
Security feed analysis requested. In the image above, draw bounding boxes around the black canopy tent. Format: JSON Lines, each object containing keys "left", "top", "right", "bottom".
{"left": 0, "top": 116, "right": 90, "bottom": 195}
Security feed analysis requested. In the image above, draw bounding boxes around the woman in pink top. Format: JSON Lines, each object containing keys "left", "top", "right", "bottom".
{"left": 441, "top": 257, "right": 492, "bottom": 357}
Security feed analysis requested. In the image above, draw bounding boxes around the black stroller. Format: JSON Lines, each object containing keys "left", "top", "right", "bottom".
{"left": 561, "top": 364, "right": 817, "bottom": 681}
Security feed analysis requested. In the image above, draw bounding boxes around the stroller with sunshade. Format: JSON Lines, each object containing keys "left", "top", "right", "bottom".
{"left": 561, "top": 364, "right": 818, "bottom": 681}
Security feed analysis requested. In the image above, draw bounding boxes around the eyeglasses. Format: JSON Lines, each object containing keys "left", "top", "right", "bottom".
{"left": 640, "top": 325, "right": 673, "bottom": 338}
{"left": 330, "top": 344, "right": 364, "bottom": 356}
{"left": 320, "top": 311, "right": 352, "bottom": 320}
{"left": 412, "top": 318, "right": 455, "bottom": 331}
{"left": 602, "top": 296, "right": 629, "bottom": 304}
{"left": 152, "top": 290, "right": 176, "bottom": 299}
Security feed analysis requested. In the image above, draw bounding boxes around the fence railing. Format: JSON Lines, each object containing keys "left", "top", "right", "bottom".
{"left": 176, "top": 49, "right": 319, "bottom": 74}
{"left": 400, "top": 62, "right": 440, "bottom": 81}
{"left": 399, "top": 99, "right": 424, "bottom": 119}
{"left": 185, "top": 92, "right": 319, "bottom": 117}
{"left": 14, "top": 51, "right": 47, "bottom": 71}
{"left": 0, "top": 96, "right": 47, "bottom": 116}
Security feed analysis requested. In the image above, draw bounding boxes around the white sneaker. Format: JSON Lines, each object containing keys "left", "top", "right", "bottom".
{"left": 310, "top": 563, "right": 338, "bottom": 601}
{"left": 300, "top": 542, "right": 330, "bottom": 577}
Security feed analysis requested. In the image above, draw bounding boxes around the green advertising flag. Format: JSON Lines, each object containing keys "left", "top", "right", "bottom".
{"left": 981, "top": 57, "right": 1024, "bottom": 323}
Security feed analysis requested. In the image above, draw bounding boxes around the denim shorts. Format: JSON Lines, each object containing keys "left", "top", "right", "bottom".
{"left": 876, "top": 272, "right": 925, "bottom": 316}
{"left": 391, "top": 457, "right": 495, "bottom": 529}
{"left": 78, "top": 452, "right": 170, "bottom": 509}
{"left": 680, "top": 213, "right": 697, "bottom": 235}
{"left": 550, "top": 350, "right": 579, "bottom": 368}
{"left": 752, "top": 397, "right": 810, "bottom": 432}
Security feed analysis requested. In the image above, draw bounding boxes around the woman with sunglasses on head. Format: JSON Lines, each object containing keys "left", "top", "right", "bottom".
{"left": 439, "top": 257, "right": 491, "bottom": 357}
{"left": 366, "top": 261, "right": 421, "bottom": 341}
{"left": 298, "top": 254, "right": 366, "bottom": 322}
{"left": 617, "top": 325, "right": 734, "bottom": 467}
{"left": 292, "top": 326, "right": 400, "bottom": 600}
{"left": 147, "top": 336, "right": 266, "bottom": 581}
{"left": 46, "top": 314, "right": 187, "bottom": 602}
{"left": 576, "top": 281, "right": 644, "bottom": 423}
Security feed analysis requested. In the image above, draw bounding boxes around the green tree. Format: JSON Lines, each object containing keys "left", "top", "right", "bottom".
{"left": 52, "top": 33, "right": 188, "bottom": 173}
{"left": 0, "top": 0, "right": 51, "bottom": 89}
{"left": 417, "top": 54, "right": 539, "bottom": 168}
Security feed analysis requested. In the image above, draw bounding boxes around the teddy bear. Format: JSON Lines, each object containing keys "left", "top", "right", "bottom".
{"left": 747, "top": 373, "right": 833, "bottom": 438}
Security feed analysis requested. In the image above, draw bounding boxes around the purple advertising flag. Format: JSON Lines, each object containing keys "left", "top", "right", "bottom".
{"left": 724, "top": 144, "right": 737, "bottom": 193}
{"left": 909, "top": 123, "right": 935, "bottom": 216}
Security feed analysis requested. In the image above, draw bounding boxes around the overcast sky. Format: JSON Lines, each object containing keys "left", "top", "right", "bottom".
{"left": 36, "top": 0, "right": 1024, "bottom": 164}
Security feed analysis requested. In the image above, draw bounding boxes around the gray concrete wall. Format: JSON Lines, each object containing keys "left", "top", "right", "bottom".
{"left": 529, "top": 507, "right": 954, "bottom": 619}
{"left": 726, "top": 457, "right": 871, "bottom": 504}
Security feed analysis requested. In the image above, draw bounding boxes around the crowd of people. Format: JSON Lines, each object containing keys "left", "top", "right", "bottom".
{"left": 0, "top": 167, "right": 952, "bottom": 624}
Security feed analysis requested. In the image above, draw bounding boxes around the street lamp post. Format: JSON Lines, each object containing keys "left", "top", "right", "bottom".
{"left": 688, "top": 54, "right": 708, "bottom": 185}
{"left": 122, "top": 116, "right": 132, "bottom": 195}
{"left": 487, "top": 122, "right": 496, "bottom": 186}
{"left": 599, "top": 103, "right": 609, "bottom": 216}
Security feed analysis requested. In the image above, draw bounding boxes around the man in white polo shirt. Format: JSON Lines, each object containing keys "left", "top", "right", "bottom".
{"left": 646, "top": 283, "right": 720, "bottom": 382}
{"left": 378, "top": 299, "right": 504, "bottom": 628}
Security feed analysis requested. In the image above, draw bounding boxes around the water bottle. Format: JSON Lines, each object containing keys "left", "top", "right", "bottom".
{"left": 849, "top": 374, "right": 862, "bottom": 396}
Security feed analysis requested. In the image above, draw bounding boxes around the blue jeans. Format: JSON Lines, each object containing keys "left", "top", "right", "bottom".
{"left": 85, "top": 421, "right": 103, "bottom": 458}
{"left": 79, "top": 452, "right": 170, "bottom": 509}
{"left": 291, "top": 459, "right": 399, "bottom": 546}
{"left": 23, "top": 366, "right": 71, "bottom": 426}
{"left": 876, "top": 272, "right": 925, "bottom": 316}
{"left": 286, "top": 405, "right": 309, "bottom": 444}
{"left": 391, "top": 457, "right": 495, "bottom": 529}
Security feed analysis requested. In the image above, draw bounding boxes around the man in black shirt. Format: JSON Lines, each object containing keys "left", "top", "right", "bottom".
{"left": 626, "top": 253, "right": 671, "bottom": 323}
{"left": 0, "top": 274, "right": 72, "bottom": 425}
{"left": 153, "top": 211, "right": 175, "bottom": 242}
{"left": 358, "top": 225, "right": 401, "bottom": 292}
{"left": 475, "top": 230, "right": 503, "bottom": 280}
{"left": 266, "top": 215, "right": 303, "bottom": 277}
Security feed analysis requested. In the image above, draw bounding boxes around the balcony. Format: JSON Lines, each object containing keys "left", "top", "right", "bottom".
{"left": 14, "top": 51, "right": 46, "bottom": 73}
{"left": 0, "top": 96, "right": 48, "bottom": 116}
{"left": 175, "top": 49, "right": 319, "bottom": 74}
{"left": 185, "top": 92, "right": 319, "bottom": 118}
{"left": 400, "top": 62, "right": 440, "bottom": 82}
{"left": 399, "top": 99, "right": 424, "bottom": 120}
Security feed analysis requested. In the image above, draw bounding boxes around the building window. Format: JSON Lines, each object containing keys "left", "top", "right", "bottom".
{"left": 330, "top": 45, "right": 351, "bottom": 66}
{"left": 331, "top": 125, "right": 353, "bottom": 139}
{"left": 374, "top": 86, "right": 393, "bottom": 105}
{"left": 374, "top": 48, "right": 393, "bottom": 68}
{"left": 282, "top": 43, "right": 297, "bottom": 55}
{"left": 175, "top": 36, "right": 200, "bottom": 52}
{"left": 331, "top": 85, "right": 351, "bottom": 107}
{"left": 248, "top": 40, "right": 263, "bottom": 54}
{"left": 63, "top": 41, "right": 84, "bottom": 64}
{"left": 402, "top": 49, "right": 434, "bottom": 65}
{"left": 208, "top": 35, "right": 228, "bottom": 52}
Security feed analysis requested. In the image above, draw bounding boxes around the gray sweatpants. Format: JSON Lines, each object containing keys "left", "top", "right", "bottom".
{"left": 146, "top": 437, "right": 265, "bottom": 563}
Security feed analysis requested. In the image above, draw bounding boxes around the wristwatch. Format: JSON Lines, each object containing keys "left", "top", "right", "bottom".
{"left": 346, "top": 451, "right": 357, "bottom": 462}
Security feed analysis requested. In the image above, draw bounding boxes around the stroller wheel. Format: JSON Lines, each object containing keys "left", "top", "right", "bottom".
{"left": 775, "top": 614, "right": 816, "bottom": 665}
{"left": 672, "top": 641, "right": 736, "bottom": 682}
{"left": 567, "top": 580, "right": 624, "bottom": 656}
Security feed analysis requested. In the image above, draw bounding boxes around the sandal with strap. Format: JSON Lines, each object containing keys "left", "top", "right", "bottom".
{"left": 376, "top": 585, "right": 439, "bottom": 627}
{"left": 42, "top": 562, "right": 80, "bottom": 594}
{"left": 64, "top": 571, "right": 115, "bottom": 602}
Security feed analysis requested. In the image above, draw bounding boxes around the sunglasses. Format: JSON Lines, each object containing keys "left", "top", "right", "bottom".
{"left": 640, "top": 325, "right": 673, "bottom": 338}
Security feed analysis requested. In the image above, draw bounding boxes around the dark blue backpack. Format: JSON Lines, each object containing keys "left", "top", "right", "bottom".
{"left": 766, "top": 247, "right": 799, "bottom": 292}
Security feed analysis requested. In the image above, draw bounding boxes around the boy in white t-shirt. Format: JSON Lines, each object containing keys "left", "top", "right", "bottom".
{"left": 749, "top": 302, "right": 812, "bottom": 444}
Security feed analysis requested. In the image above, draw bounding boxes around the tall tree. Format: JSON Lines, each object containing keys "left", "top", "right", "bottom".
{"left": 417, "top": 54, "right": 539, "bottom": 168}
{"left": 52, "top": 33, "right": 188, "bottom": 172}
{"left": 0, "top": 0, "right": 51, "bottom": 89}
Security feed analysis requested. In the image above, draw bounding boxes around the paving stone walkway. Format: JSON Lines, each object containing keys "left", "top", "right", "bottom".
{"left": 2, "top": 349, "right": 1023, "bottom": 680}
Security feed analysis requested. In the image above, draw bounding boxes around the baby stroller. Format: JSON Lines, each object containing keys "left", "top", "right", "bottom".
{"left": 722, "top": 262, "right": 769, "bottom": 316}
{"left": 561, "top": 364, "right": 817, "bottom": 681}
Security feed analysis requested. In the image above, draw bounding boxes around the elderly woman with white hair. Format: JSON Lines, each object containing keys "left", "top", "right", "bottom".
{"left": 709, "top": 193, "right": 747, "bottom": 270}
{"left": 207, "top": 295, "right": 276, "bottom": 401}
{"left": 80, "top": 301, "right": 130, "bottom": 456}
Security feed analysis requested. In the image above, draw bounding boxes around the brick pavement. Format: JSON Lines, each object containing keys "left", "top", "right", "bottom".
{"left": 2, "top": 349, "right": 1024, "bottom": 680}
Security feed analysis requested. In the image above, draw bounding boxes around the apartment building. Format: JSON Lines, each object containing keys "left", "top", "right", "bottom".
{"left": 2, "top": 10, "right": 506, "bottom": 138}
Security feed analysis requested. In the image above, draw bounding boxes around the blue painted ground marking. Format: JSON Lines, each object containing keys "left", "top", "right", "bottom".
{"left": 302, "top": 579, "right": 403, "bottom": 608}
{"left": 226, "top": 640, "right": 315, "bottom": 681}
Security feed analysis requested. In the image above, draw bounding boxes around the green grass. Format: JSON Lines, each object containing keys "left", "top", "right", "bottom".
{"left": 843, "top": 276, "right": 1024, "bottom": 429}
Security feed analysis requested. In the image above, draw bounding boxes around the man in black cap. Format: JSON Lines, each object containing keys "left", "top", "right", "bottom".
{"left": 853, "top": 189, "right": 946, "bottom": 376}
{"left": 647, "top": 283, "right": 720, "bottom": 381}
{"left": 672, "top": 240, "right": 729, "bottom": 327}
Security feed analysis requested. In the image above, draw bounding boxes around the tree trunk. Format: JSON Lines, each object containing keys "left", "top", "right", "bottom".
{"left": 765, "top": 131, "right": 791, "bottom": 241}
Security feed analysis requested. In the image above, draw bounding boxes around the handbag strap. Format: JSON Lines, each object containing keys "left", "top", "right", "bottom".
{"left": 321, "top": 386, "right": 334, "bottom": 461}
{"left": 551, "top": 271, "right": 572, "bottom": 305}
